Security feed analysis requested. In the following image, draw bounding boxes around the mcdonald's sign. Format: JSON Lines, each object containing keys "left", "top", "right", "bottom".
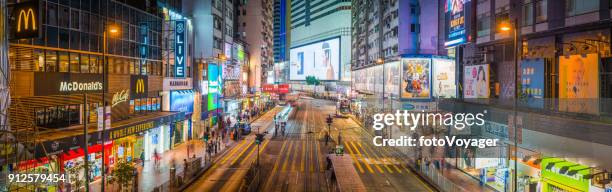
{"left": 130, "top": 75, "right": 148, "bottom": 98}
{"left": 10, "top": 0, "right": 41, "bottom": 39}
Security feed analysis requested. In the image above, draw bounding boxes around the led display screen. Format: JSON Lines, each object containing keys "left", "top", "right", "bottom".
{"left": 289, "top": 37, "right": 341, "bottom": 80}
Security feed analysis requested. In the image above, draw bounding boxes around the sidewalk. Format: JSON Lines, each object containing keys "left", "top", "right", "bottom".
{"left": 87, "top": 107, "right": 275, "bottom": 192}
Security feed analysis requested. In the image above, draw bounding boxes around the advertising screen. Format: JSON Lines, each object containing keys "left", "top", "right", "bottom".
{"left": 401, "top": 58, "right": 431, "bottom": 99}
{"left": 373, "top": 65, "right": 384, "bottom": 94}
{"left": 559, "top": 54, "right": 599, "bottom": 114}
{"left": 170, "top": 91, "right": 194, "bottom": 114}
{"left": 463, "top": 64, "right": 490, "bottom": 98}
{"left": 208, "top": 64, "right": 222, "bottom": 111}
{"left": 444, "top": 0, "right": 471, "bottom": 47}
{"left": 289, "top": 37, "right": 340, "bottom": 80}
{"left": 432, "top": 58, "right": 457, "bottom": 98}
{"left": 385, "top": 61, "right": 401, "bottom": 97}
{"left": 520, "top": 59, "right": 545, "bottom": 108}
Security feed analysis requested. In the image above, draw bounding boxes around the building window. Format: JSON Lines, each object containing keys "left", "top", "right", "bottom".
{"left": 535, "top": 0, "right": 547, "bottom": 23}
{"left": 45, "top": 50, "right": 58, "bottom": 72}
{"left": 58, "top": 5, "right": 69, "bottom": 28}
{"left": 477, "top": 13, "right": 491, "bottom": 37}
{"left": 70, "top": 53, "right": 80, "bottom": 73}
{"left": 47, "top": 2, "right": 58, "bottom": 26}
{"left": 522, "top": 1, "right": 533, "bottom": 26}
{"left": 70, "top": 9, "right": 80, "bottom": 30}
{"left": 566, "top": 0, "right": 598, "bottom": 16}
{"left": 80, "top": 54, "right": 90, "bottom": 73}
{"left": 35, "top": 105, "right": 81, "bottom": 128}
{"left": 59, "top": 52, "right": 69, "bottom": 72}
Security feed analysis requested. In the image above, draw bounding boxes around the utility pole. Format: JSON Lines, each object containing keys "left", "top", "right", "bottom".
{"left": 83, "top": 94, "right": 89, "bottom": 192}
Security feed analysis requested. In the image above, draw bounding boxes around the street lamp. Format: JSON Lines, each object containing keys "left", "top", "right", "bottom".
{"left": 498, "top": 19, "right": 519, "bottom": 192}
{"left": 98, "top": 23, "right": 119, "bottom": 192}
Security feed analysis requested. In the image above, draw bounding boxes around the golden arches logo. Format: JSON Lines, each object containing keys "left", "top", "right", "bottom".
{"left": 136, "top": 79, "right": 145, "bottom": 93}
{"left": 17, "top": 8, "right": 36, "bottom": 32}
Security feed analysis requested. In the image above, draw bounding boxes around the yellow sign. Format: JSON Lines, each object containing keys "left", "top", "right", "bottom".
{"left": 136, "top": 79, "right": 145, "bottom": 93}
{"left": 112, "top": 90, "right": 129, "bottom": 107}
{"left": 109, "top": 121, "right": 155, "bottom": 140}
{"left": 17, "top": 8, "right": 37, "bottom": 32}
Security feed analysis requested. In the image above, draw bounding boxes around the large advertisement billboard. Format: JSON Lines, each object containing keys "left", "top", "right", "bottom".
{"left": 401, "top": 58, "right": 431, "bottom": 99}
{"left": 208, "top": 64, "right": 222, "bottom": 111}
{"left": 521, "top": 59, "right": 545, "bottom": 108}
{"left": 170, "top": 90, "right": 194, "bottom": 114}
{"left": 559, "top": 54, "right": 599, "bottom": 114}
{"left": 463, "top": 64, "right": 490, "bottom": 98}
{"left": 289, "top": 37, "right": 341, "bottom": 80}
{"left": 432, "top": 58, "right": 457, "bottom": 98}
{"left": 385, "top": 61, "right": 401, "bottom": 97}
{"left": 444, "top": 0, "right": 471, "bottom": 47}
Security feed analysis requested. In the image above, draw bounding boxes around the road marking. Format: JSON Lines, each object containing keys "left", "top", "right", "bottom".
{"left": 220, "top": 140, "right": 247, "bottom": 164}
{"left": 240, "top": 139, "right": 269, "bottom": 165}
{"left": 270, "top": 139, "right": 289, "bottom": 174}
{"left": 348, "top": 141, "right": 375, "bottom": 174}
{"left": 344, "top": 141, "right": 365, "bottom": 173}
{"left": 291, "top": 140, "right": 300, "bottom": 171}
{"left": 356, "top": 141, "right": 385, "bottom": 174}
{"left": 281, "top": 141, "right": 294, "bottom": 172}
{"left": 301, "top": 139, "right": 306, "bottom": 172}
{"left": 230, "top": 140, "right": 255, "bottom": 165}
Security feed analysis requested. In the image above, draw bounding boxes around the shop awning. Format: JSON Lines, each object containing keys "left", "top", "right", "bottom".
{"left": 31, "top": 111, "right": 185, "bottom": 159}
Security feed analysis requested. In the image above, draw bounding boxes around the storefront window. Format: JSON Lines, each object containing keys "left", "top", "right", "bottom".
{"left": 35, "top": 105, "right": 81, "bottom": 128}
{"left": 70, "top": 53, "right": 80, "bottom": 73}
{"left": 34, "top": 50, "right": 44, "bottom": 71}
{"left": 59, "top": 52, "right": 69, "bottom": 72}
{"left": 90, "top": 56, "right": 99, "bottom": 73}
{"left": 80, "top": 54, "right": 90, "bottom": 73}
{"left": 45, "top": 51, "right": 58, "bottom": 72}
{"left": 129, "top": 60, "right": 135, "bottom": 74}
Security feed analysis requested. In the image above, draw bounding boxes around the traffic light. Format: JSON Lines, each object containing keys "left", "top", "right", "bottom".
{"left": 255, "top": 134, "right": 264, "bottom": 144}
{"left": 326, "top": 115, "right": 333, "bottom": 125}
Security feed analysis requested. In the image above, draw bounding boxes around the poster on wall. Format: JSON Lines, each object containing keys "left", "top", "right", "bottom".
{"left": 289, "top": 37, "right": 341, "bottom": 80}
{"left": 401, "top": 58, "right": 431, "bottom": 99}
{"left": 385, "top": 62, "right": 401, "bottom": 97}
{"left": 432, "top": 58, "right": 457, "bottom": 98}
{"left": 559, "top": 54, "right": 599, "bottom": 114}
{"left": 463, "top": 64, "right": 490, "bottom": 98}
{"left": 520, "top": 59, "right": 545, "bottom": 108}
{"left": 374, "top": 65, "right": 384, "bottom": 94}
{"left": 170, "top": 91, "right": 194, "bottom": 114}
{"left": 444, "top": 0, "right": 472, "bottom": 47}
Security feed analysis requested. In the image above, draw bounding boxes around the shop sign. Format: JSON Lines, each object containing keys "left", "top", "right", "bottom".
{"left": 402, "top": 102, "right": 437, "bottom": 111}
{"left": 108, "top": 121, "right": 155, "bottom": 140}
{"left": 163, "top": 78, "right": 192, "bottom": 91}
{"left": 10, "top": 0, "right": 41, "bottom": 39}
{"left": 130, "top": 75, "right": 148, "bottom": 98}
{"left": 34, "top": 72, "right": 104, "bottom": 96}
{"left": 444, "top": 0, "right": 472, "bottom": 47}
{"left": 175, "top": 20, "right": 186, "bottom": 77}
{"left": 112, "top": 90, "right": 129, "bottom": 107}
{"left": 170, "top": 90, "right": 194, "bottom": 114}
{"left": 483, "top": 121, "right": 508, "bottom": 140}
{"left": 541, "top": 158, "right": 590, "bottom": 191}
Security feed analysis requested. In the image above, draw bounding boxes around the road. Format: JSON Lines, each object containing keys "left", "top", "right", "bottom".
{"left": 185, "top": 98, "right": 435, "bottom": 192}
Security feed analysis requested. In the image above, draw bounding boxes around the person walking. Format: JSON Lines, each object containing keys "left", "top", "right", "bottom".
{"left": 140, "top": 151, "right": 145, "bottom": 167}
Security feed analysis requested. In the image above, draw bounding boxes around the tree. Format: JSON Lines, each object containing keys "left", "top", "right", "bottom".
{"left": 305, "top": 76, "right": 320, "bottom": 85}
{"left": 65, "top": 161, "right": 92, "bottom": 192}
{"left": 108, "top": 160, "right": 136, "bottom": 191}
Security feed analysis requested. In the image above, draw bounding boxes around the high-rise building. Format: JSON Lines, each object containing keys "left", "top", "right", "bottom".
{"left": 289, "top": 0, "right": 352, "bottom": 84}
{"left": 351, "top": 0, "right": 440, "bottom": 70}
{"left": 236, "top": 0, "right": 274, "bottom": 92}
{"left": 273, "top": 0, "right": 289, "bottom": 62}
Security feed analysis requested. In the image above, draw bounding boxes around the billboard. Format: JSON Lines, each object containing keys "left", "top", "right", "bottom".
{"left": 170, "top": 90, "right": 194, "bottom": 114}
{"left": 401, "top": 58, "right": 431, "bottom": 99}
{"left": 10, "top": 0, "right": 41, "bottom": 39}
{"left": 444, "top": 0, "right": 471, "bottom": 47}
{"left": 207, "top": 64, "right": 222, "bottom": 111}
{"left": 520, "top": 59, "right": 545, "bottom": 108}
{"left": 432, "top": 58, "right": 457, "bottom": 98}
{"left": 175, "top": 20, "right": 186, "bottom": 77}
{"left": 289, "top": 37, "right": 341, "bottom": 80}
{"left": 385, "top": 62, "right": 401, "bottom": 97}
{"left": 559, "top": 54, "right": 599, "bottom": 114}
{"left": 463, "top": 64, "right": 490, "bottom": 98}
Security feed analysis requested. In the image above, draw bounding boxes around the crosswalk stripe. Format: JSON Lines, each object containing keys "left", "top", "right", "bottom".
{"left": 281, "top": 141, "right": 294, "bottom": 172}
{"left": 344, "top": 141, "right": 365, "bottom": 173}
{"left": 271, "top": 140, "right": 289, "bottom": 173}
{"left": 357, "top": 141, "right": 386, "bottom": 174}
{"left": 230, "top": 140, "right": 255, "bottom": 165}
{"left": 220, "top": 140, "right": 247, "bottom": 164}
{"left": 349, "top": 141, "right": 378, "bottom": 174}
